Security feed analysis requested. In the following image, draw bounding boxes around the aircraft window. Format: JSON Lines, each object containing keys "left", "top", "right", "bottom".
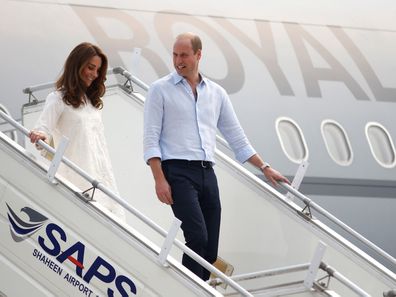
{"left": 321, "top": 120, "right": 353, "bottom": 166}
{"left": 365, "top": 123, "right": 396, "bottom": 168}
{"left": 276, "top": 118, "right": 308, "bottom": 163}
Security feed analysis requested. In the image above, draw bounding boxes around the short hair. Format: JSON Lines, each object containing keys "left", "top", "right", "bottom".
{"left": 176, "top": 33, "right": 202, "bottom": 53}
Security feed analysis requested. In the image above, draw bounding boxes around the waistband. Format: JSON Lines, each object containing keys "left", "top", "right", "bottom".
{"left": 162, "top": 159, "right": 213, "bottom": 168}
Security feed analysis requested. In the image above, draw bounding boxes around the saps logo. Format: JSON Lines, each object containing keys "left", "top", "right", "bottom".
{"left": 6, "top": 203, "right": 137, "bottom": 296}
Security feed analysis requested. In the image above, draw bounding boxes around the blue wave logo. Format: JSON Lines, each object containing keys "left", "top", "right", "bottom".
{"left": 6, "top": 203, "right": 48, "bottom": 241}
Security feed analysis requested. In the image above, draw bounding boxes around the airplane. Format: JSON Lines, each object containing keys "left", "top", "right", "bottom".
{"left": 0, "top": 0, "right": 396, "bottom": 295}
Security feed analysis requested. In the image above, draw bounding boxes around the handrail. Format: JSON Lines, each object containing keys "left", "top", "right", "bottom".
{"left": 22, "top": 67, "right": 149, "bottom": 97}
{"left": 320, "top": 262, "right": 370, "bottom": 297}
{"left": 0, "top": 104, "right": 18, "bottom": 142}
{"left": 0, "top": 110, "right": 253, "bottom": 297}
{"left": 211, "top": 261, "right": 372, "bottom": 297}
{"left": 280, "top": 182, "right": 396, "bottom": 267}
{"left": 219, "top": 130, "right": 396, "bottom": 269}
{"left": 211, "top": 263, "right": 310, "bottom": 285}
{"left": 22, "top": 81, "right": 55, "bottom": 96}
{"left": 215, "top": 114, "right": 396, "bottom": 270}
{"left": 112, "top": 66, "right": 149, "bottom": 91}
{"left": 216, "top": 134, "right": 231, "bottom": 150}
{"left": 213, "top": 99, "right": 395, "bottom": 270}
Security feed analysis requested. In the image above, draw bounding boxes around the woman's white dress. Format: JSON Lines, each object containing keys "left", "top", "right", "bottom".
{"left": 34, "top": 91, "right": 125, "bottom": 219}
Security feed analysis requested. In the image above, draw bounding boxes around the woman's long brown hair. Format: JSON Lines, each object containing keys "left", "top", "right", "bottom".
{"left": 56, "top": 42, "right": 108, "bottom": 109}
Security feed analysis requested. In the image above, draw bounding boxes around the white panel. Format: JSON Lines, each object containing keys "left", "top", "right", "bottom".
{"left": 0, "top": 252, "right": 54, "bottom": 297}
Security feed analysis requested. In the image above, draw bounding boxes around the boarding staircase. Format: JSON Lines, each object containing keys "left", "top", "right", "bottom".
{"left": 0, "top": 67, "right": 395, "bottom": 296}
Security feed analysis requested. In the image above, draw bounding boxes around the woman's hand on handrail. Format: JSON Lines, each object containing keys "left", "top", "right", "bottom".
{"left": 29, "top": 130, "right": 47, "bottom": 150}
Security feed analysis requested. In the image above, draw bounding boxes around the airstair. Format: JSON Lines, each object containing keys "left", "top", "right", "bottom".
{"left": 0, "top": 67, "right": 395, "bottom": 296}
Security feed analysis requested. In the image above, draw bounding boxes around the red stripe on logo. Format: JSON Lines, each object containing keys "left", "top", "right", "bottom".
{"left": 67, "top": 255, "right": 84, "bottom": 269}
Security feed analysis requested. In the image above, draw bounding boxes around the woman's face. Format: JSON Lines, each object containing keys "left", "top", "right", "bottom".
{"left": 80, "top": 55, "right": 102, "bottom": 87}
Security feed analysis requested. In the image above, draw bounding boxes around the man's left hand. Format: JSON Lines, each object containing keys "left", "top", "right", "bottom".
{"left": 263, "top": 167, "right": 290, "bottom": 187}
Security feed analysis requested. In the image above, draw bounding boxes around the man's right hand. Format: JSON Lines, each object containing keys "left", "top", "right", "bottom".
{"left": 148, "top": 157, "right": 173, "bottom": 205}
{"left": 155, "top": 177, "right": 173, "bottom": 205}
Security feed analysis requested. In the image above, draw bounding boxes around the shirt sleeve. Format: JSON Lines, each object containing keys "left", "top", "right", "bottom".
{"left": 217, "top": 89, "right": 256, "bottom": 163}
{"left": 34, "top": 92, "right": 64, "bottom": 140}
{"left": 143, "top": 83, "right": 163, "bottom": 164}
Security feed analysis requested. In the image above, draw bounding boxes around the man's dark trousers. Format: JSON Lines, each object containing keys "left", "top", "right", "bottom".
{"left": 162, "top": 159, "right": 221, "bottom": 281}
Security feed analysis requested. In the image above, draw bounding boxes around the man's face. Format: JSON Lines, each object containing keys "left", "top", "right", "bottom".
{"left": 173, "top": 38, "right": 201, "bottom": 79}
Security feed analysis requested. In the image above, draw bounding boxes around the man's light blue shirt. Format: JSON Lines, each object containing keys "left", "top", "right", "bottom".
{"left": 143, "top": 72, "right": 256, "bottom": 164}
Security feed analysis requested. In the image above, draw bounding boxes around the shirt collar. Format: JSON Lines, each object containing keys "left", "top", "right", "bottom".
{"left": 171, "top": 71, "right": 207, "bottom": 87}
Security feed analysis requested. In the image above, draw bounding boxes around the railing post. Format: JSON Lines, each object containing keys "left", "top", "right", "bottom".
{"left": 286, "top": 160, "right": 309, "bottom": 201}
{"left": 131, "top": 47, "right": 142, "bottom": 77}
{"left": 46, "top": 136, "right": 69, "bottom": 183}
{"left": 304, "top": 241, "right": 327, "bottom": 289}
{"left": 158, "top": 217, "right": 182, "bottom": 265}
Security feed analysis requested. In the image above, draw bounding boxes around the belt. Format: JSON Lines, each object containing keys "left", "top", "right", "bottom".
{"left": 162, "top": 159, "right": 213, "bottom": 168}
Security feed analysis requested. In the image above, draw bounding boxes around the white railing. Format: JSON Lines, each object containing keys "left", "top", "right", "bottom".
{"left": 280, "top": 182, "right": 396, "bottom": 267}
{"left": 210, "top": 242, "right": 372, "bottom": 297}
{"left": 22, "top": 67, "right": 149, "bottom": 101}
{"left": 212, "top": 261, "right": 372, "bottom": 297}
{"left": 214, "top": 112, "right": 396, "bottom": 270}
{"left": 112, "top": 66, "right": 149, "bottom": 91}
{"left": 0, "top": 104, "right": 18, "bottom": 142}
{"left": 319, "top": 262, "right": 370, "bottom": 297}
{"left": 0, "top": 109, "right": 253, "bottom": 297}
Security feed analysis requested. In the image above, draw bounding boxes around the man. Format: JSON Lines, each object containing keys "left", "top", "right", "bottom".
{"left": 143, "top": 32, "right": 289, "bottom": 280}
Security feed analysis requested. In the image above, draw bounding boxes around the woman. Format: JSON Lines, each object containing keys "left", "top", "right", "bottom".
{"left": 29, "top": 42, "right": 125, "bottom": 220}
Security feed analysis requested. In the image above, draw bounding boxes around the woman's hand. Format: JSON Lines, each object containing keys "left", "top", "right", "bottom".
{"left": 29, "top": 130, "right": 47, "bottom": 149}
